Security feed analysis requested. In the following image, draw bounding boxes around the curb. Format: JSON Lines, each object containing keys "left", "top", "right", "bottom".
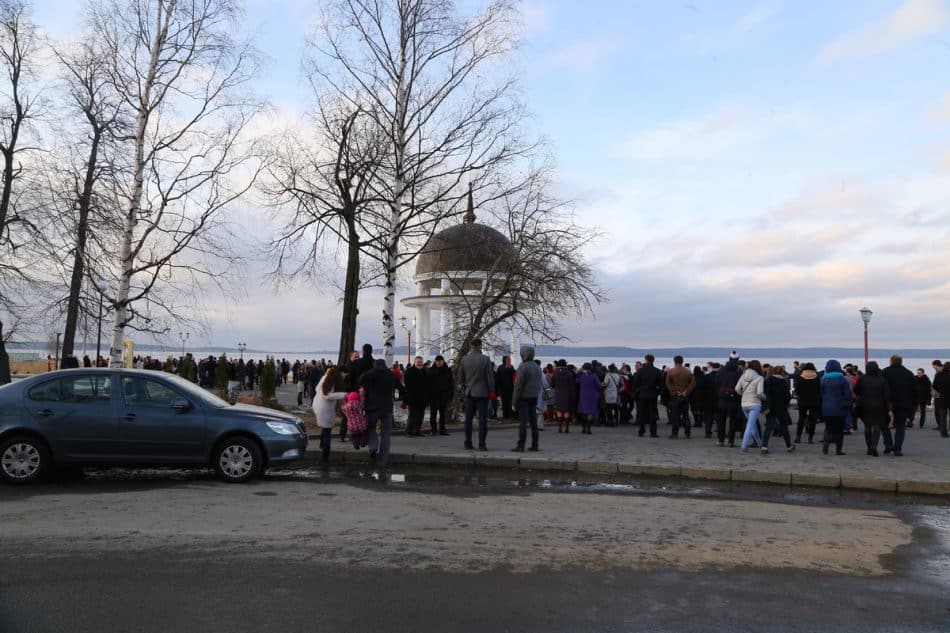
{"left": 301, "top": 448, "right": 947, "bottom": 497}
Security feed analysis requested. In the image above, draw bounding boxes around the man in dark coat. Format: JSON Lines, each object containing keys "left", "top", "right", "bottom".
{"left": 403, "top": 356, "right": 430, "bottom": 437}
{"left": 632, "top": 354, "right": 663, "bottom": 438}
{"left": 495, "top": 355, "right": 516, "bottom": 419}
{"left": 714, "top": 355, "right": 743, "bottom": 447}
{"left": 359, "top": 359, "right": 405, "bottom": 467}
{"left": 932, "top": 361, "right": 950, "bottom": 438}
{"left": 427, "top": 355, "right": 454, "bottom": 436}
{"left": 881, "top": 354, "right": 915, "bottom": 456}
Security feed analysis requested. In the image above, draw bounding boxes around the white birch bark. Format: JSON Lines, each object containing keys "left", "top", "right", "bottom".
{"left": 108, "top": 0, "right": 171, "bottom": 367}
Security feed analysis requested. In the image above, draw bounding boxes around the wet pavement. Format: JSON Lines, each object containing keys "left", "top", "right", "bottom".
{"left": 2, "top": 465, "right": 950, "bottom": 632}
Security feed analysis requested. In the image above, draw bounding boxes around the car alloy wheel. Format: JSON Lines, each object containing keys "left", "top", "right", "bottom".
{"left": 0, "top": 436, "right": 48, "bottom": 484}
{"left": 213, "top": 437, "right": 262, "bottom": 483}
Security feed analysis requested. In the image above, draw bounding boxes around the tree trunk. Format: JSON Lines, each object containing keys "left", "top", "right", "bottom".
{"left": 109, "top": 1, "right": 168, "bottom": 367}
{"left": 336, "top": 221, "right": 360, "bottom": 368}
{"left": 62, "top": 129, "right": 101, "bottom": 358}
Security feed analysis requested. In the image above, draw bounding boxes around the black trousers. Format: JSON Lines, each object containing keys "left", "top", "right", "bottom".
{"left": 763, "top": 410, "right": 792, "bottom": 448}
{"left": 823, "top": 415, "right": 845, "bottom": 452}
{"left": 716, "top": 403, "right": 741, "bottom": 444}
{"left": 936, "top": 401, "right": 949, "bottom": 436}
{"left": 670, "top": 396, "right": 691, "bottom": 437}
{"left": 703, "top": 405, "right": 716, "bottom": 438}
{"left": 499, "top": 390, "right": 514, "bottom": 419}
{"left": 408, "top": 404, "right": 427, "bottom": 435}
{"left": 517, "top": 398, "right": 539, "bottom": 449}
{"left": 464, "top": 396, "right": 489, "bottom": 447}
{"left": 796, "top": 403, "right": 818, "bottom": 441}
{"left": 914, "top": 403, "right": 928, "bottom": 427}
{"left": 637, "top": 397, "right": 658, "bottom": 436}
{"left": 429, "top": 399, "right": 448, "bottom": 433}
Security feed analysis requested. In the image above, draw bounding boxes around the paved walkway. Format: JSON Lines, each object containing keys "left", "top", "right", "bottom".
{"left": 274, "top": 385, "right": 950, "bottom": 496}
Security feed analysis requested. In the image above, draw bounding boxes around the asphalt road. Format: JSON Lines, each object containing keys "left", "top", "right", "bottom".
{"left": 2, "top": 467, "right": 949, "bottom": 633}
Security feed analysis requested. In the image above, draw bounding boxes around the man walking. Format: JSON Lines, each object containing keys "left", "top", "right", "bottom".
{"left": 632, "top": 354, "right": 663, "bottom": 437}
{"left": 359, "top": 359, "right": 405, "bottom": 467}
{"left": 882, "top": 354, "right": 915, "bottom": 456}
{"left": 458, "top": 338, "right": 495, "bottom": 450}
{"left": 511, "top": 344, "right": 542, "bottom": 452}
{"left": 665, "top": 355, "right": 695, "bottom": 438}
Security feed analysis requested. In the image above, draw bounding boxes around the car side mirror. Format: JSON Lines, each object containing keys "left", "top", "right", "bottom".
{"left": 170, "top": 398, "right": 192, "bottom": 412}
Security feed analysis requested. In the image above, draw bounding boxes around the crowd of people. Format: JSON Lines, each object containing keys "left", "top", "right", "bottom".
{"left": 56, "top": 342, "right": 948, "bottom": 469}
{"left": 311, "top": 342, "right": 950, "bottom": 467}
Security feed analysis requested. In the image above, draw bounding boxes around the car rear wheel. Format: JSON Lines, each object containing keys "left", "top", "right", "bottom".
{"left": 0, "top": 435, "right": 49, "bottom": 485}
{"left": 212, "top": 437, "right": 262, "bottom": 483}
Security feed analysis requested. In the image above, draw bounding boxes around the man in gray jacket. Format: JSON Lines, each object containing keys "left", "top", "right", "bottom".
{"left": 511, "top": 344, "right": 542, "bottom": 452}
{"left": 459, "top": 338, "right": 495, "bottom": 450}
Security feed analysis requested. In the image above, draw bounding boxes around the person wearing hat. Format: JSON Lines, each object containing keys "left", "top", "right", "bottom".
{"left": 427, "top": 355, "right": 454, "bottom": 436}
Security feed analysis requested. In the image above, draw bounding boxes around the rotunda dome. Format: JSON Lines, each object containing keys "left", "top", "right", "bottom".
{"left": 414, "top": 188, "right": 516, "bottom": 277}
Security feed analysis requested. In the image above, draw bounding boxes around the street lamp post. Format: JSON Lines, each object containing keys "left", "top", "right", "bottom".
{"left": 860, "top": 306, "right": 873, "bottom": 365}
{"left": 179, "top": 331, "right": 189, "bottom": 357}
{"left": 398, "top": 316, "right": 416, "bottom": 365}
{"left": 237, "top": 342, "right": 247, "bottom": 360}
{"left": 95, "top": 290, "right": 104, "bottom": 365}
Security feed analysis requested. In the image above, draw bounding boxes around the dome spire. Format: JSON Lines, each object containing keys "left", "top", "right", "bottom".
{"left": 464, "top": 182, "right": 476, "bottom": 223}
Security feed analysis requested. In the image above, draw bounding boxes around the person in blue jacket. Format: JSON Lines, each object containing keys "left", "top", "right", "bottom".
{"left": 821, "top": 359, "right": 853, "bottom": 455}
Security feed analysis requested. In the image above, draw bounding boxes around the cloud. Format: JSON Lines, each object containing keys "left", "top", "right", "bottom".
{"left": 613, "top": 106, "right": 811, "bottom": 162}
{"left": 816, "top": 0, "right": 950, "bottom": 63}
{"left": 541, "top": 37, "right": 625, "bottom": 72}
{"left": 732, "top": 1, "right": 782, "bottom": 36}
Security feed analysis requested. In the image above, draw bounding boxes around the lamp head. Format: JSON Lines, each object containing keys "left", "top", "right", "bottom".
{"left": 860, "top": 306, "right": 873, "bottom": 325}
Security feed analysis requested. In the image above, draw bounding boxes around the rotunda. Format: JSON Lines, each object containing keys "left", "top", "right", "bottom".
{"left": 401, "top": 186, "right": 517, "bottom": 358}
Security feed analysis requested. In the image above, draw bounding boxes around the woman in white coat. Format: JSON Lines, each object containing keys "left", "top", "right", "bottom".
{"left": 313, "top": 366, "right": 346, "bottom": 462}
{"left": 735, "top": 359, "right": 766, "bottom": 453}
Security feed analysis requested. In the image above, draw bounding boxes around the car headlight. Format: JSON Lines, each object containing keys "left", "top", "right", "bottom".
{"left": 266, "top": 421, "right": 299, "bottom": 435}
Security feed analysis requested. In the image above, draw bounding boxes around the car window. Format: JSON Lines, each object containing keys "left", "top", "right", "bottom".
{"left": 28, "top": 379, "right": 61, "bottom": 402}
{"left": 122, "top": 377, "right": 180, "bottom": 407}
{"left": 60, "top": 375, "right": 112, "bottom": 403}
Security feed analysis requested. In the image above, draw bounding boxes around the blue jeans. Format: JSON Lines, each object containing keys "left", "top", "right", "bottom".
{"left": 882, "top": 406, "right": 911, "bottom": 451}
{"left": 741, "top": 405, "right": 762, "bottom": 450}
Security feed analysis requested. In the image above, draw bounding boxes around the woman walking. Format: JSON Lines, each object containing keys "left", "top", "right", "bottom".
{"left": 313, "top": 366, "right": 347, "bottom": 463}
{"left": 576, "top": 363, "right": 602, "bottom": 435}
{"left": 762, "top": 365, "right": 795, "bottom": 454}
{"left": 820, "top": 360, "right": 852, "bottom": 455}
{"left": 735, "top": 360, "right": 766, "bottom": 452}
{"left": 854, "top": 361, "right": 890, "bottom": 456}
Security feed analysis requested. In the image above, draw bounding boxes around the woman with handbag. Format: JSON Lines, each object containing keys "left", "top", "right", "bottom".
{"left": 820, "top": 359, "right": 853, "bottom": 455}
{"left": 735, "top": 360, "right": 766, "bottom": 453}
{"left": 854, "top": 361, "right": 891, "bottom": 456}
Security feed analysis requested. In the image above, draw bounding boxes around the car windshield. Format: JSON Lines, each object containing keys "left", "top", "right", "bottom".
{"left": 157, "top": 373, "right": 232, "bottom": 408}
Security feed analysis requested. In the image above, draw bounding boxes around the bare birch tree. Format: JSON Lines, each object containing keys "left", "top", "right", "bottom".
{"left": 0, "top": 0, "right": 43, "bottom": 383}
{"left": 310, "top": 0, "right": 530, "bottom": 365}
{"left": 88, "top": 0, "right": 264, "bottom": 366}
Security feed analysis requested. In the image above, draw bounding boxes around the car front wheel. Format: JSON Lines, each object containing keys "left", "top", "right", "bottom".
{"left": 0, "top": 435, "right": 50, "bottom": 485}
{"left": 212, "top": 437, "right": 262, "bottom": 483}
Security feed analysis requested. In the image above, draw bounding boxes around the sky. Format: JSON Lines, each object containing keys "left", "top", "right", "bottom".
{"left": 32, "top": 0, "right": 950, "bottom": 352}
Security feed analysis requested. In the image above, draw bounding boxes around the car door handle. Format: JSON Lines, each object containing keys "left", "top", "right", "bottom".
{"left": 35, "top": 409, "right": 54, "bottom": 417}
{"left": 122, "top": 413, "right": 137, "bottom": 421}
